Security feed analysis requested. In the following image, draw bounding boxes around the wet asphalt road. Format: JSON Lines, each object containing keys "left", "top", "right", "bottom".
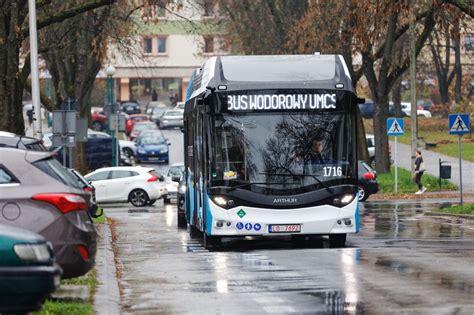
{"left": 104, "top": 129, "right": 474, "bottom": 314}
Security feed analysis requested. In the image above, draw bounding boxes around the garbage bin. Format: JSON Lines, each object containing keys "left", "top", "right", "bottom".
{"left": 440, "top": 165, "right": 451, "bottom": 179}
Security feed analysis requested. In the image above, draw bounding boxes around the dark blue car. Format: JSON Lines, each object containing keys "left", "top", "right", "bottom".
{"left": 136, "top": 130, "right": 170, "bottom": 164}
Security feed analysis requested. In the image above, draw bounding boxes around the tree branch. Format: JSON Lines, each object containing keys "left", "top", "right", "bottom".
{"left": 444, "top": 0, "right": 474, "bottom": 18}
{"left": 22, "top": 0, "right": 117, "bottom": 38}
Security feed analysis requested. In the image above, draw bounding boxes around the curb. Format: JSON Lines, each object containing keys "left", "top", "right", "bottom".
{"left": 424, "top": 211, "right": 474, "bottom": 220}
{"left": 94, "top": 223, "right": 121, "bottom": 315}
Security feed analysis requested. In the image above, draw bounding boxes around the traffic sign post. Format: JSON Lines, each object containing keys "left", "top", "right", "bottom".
{"left": 387, "top": 118, "right": 405, "bottom": 193}
{"left": 449, "top": 114, "right": 470, "bottom": 205}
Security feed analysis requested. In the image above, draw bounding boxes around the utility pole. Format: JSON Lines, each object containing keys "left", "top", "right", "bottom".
{"left": 28, "top": 0, "right": 42, "bottom": 140}
{"left": 409, "top": 1, "right": 418, "bottom": 175}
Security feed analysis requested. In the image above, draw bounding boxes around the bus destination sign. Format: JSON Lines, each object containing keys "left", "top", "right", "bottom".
{"left": 227, "top": 93, "right": 336, "bottom": 111}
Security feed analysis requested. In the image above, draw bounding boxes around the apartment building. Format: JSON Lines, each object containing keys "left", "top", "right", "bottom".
{"left": 108, "top": 0, "right": 227, "bottom": 105}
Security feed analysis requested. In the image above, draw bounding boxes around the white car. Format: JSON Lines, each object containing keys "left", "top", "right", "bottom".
{"left": 163, "top": 163, "right": 185, "bottom": 203}
{"left": 84, "top": 166, "right": 167, "bottom": 207}
{"left": 400, "top": 102, "right": 432, "bottom": 117}
{"left": 366, "top": 134, "right": 375, "bottom": 163}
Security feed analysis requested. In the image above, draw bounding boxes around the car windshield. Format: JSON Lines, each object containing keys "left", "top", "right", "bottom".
{"left": 33, "top": 158, "right": 83, "bottom": 190}
{"left": 168, "top": 165, "right": 184, "bottom": 177}
{"left": 139, "top": 135, "right": 166, "bottom": 145}
{"left": 134, "top": 123, "right": 156, "bottom": 131}
{"left": 164, "top": 111, "right": 182, "bottom": 117}
{"left": 210, "top": 112, "right": 355, "bottom": 193}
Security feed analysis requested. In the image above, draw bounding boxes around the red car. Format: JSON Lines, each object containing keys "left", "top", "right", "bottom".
{"left": 91, "top": 112, "right": 107, "bottom": 131}
{"left": 125, "top": 114, "right": 149, "bottom": 136}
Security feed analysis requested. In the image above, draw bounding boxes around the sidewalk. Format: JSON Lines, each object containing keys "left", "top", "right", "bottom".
{"left": 390, "top": 141, "right": 474, "bottom": 193}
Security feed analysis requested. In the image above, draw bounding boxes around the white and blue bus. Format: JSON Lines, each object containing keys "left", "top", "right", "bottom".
{"left": 183, "top": 54, "right": 360, "bottom": 248}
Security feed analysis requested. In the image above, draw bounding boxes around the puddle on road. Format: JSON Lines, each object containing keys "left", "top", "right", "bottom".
{"left": 360, "top": 201, "right": 474, "bottom": 239}
{"left": 375, "top": 258, "right": 473, "bottom": 295}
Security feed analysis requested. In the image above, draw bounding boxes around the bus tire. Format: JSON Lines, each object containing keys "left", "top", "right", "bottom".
{"left": 329, "top": 234, "right": 346, "bottom": 248}
{"left": 203, "top": 233, "right": 221, "bottom": 250}
{"left": 177, "top": 215, "right": 187, "bottom": 228}
{"left": 189, "top": 225, "right": 201, "bottom": 239}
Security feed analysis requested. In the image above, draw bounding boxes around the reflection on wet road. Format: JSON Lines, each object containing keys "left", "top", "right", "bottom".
{"left": 105, "top": 199, "right": 474, "bottom": 314}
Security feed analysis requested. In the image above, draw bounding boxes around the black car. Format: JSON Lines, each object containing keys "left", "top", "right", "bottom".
{"left": 120, "top": 101, "right": 141, "bottom": 115}
{"left": 176, "top": 179, "right": 186, "bottom": 228}
{"left": 357, "top": 160, "right": 379, "bottom": 201}
{"left": 358, "top": 102, "right": 405, "bottom": 119}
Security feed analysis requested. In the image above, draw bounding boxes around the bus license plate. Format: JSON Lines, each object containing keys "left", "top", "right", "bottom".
{"left": 269, "top": 224, "right": 301, "bottom": 233}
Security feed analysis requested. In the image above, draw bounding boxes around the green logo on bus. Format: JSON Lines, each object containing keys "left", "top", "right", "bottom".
{"left": 237, "top": 209, "right": 246, "bottom": 218}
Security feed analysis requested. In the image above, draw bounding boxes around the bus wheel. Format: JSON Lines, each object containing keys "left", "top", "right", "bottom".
{"left": 329, "top": 234, "right": 346, "bottom": 248}
{"left": 177, "top": 215, "right": 187, "bottom": 228}
{"left": 203, "top": 233, "right": 221, "bottom": 250}
{"left": 189, "top": 225, "right": 201, "bottom": 239}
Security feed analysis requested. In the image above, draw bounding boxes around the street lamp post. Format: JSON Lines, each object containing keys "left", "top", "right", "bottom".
{"left": 106, "top": 64, "right": 117, "bottom": 166}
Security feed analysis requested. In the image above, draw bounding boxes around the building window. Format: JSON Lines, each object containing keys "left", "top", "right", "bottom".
{"left": 203, "top": 36, "right": 214, "bottom": 53}
{"left": 157, "top": 37, "right": 167, "bottom": 54}
{"left": 464, "top": 35, "right": 474, "bottom": 53}
{"left": 141, "top": 4, "right": 166, "bottom": 21}
{"left": 143, "top": 38, "right": 153, "bottom": 54}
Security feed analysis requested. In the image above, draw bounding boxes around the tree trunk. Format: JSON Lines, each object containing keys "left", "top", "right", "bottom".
{"left": 356, "top": 106, "right": 369, "bottom": 163}
{"left": 0, "top": 2, "right": 27, "bottom": 135}
{"left": 392, "top": 76, "right": 403, "bottom": 117}
{"left": 453, "top": 25, "right": 462, "bottom": 103}
{"left": 372, "top": 97, "right": 390, "bottom": 173}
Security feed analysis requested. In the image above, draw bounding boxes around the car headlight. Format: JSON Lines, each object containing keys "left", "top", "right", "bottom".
{"left": 161, "top": 148, "right": 168, "bottom": 153}
{"left": 14, "top": 243, "right": 52, "bottom": 263}
{"left": 178, "top": 184, "right": 186, "bottom": 193}
{"left": 138, "top": 148, "right": 146, "bottom": 154}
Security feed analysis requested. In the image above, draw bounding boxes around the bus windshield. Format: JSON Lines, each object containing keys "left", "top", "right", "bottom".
{"left": 210, "top": 112, "right": 355, "bottom": 192}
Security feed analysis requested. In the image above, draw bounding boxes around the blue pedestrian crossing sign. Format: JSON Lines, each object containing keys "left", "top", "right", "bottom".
{"left": 387, "top": 118, "right": 404, "bottom": 136}
{"left": 449, "top": 114, "right": 470, "bottom": 135}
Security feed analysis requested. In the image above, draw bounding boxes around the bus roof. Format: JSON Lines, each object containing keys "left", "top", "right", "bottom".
{"left": 189, "top": 54, "right": 354, "bottom": 100}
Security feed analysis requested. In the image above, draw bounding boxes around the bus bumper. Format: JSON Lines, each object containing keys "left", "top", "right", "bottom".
{"left": 207, "top": 197, "right": 358, "bottom": 236}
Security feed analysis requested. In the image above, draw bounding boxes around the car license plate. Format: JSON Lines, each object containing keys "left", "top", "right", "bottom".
{"left": 268, "top": 224, "right": 301, "bottom": 233}
{"left": 149, "top": 157, "right": 159, "bottom": 161}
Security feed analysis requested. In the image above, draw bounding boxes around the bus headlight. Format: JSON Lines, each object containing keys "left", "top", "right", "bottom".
{"left": 213, "top": 196, "right": 227, "bottom": 206}
{"left": 332, "top": 194, "right": 355, "bottom": 207}
{"left": 212, "top": 196, "right": 236, "bottom": 209}
{"left": 340, "top": 194, "right": 355, "bottom": 205}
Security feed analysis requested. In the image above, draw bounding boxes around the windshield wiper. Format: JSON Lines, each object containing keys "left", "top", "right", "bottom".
{"left": 259, "top": 172, "right": 334, "bottom": 194}
{"left": 223, "top": 181, "right": 289, "bottom": 192}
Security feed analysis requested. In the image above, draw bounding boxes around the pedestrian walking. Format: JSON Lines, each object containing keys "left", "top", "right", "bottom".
{"left": 26, "top": 108, "right": 33, "bottom": 125}
{"left": 152, "top": 89, "right": 158, "bottom": 101}
{"left": 414, "top": 149, "right": 426, "bottom": 194}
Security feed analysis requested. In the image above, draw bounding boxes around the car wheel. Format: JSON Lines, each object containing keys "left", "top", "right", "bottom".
{"left": 358, "top": 185, "right": 369, "bottom": 202}
{"left": 177, "top": 214, "right": 187, "bottom": 228}
{"left": 129, "top": 189, "right": 149, "bottom": 207}
{"left": 123, "top": 147, "right": 134, "bottom": 157}
{"left": 92, "top": 121, "right": 103, "bottom": 131}
{"left": 329, "top": 234, "right": 346, "bottom": 248}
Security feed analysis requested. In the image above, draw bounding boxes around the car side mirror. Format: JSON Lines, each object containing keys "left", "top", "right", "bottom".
{"left": 159, "top": 175, "right": 165, "bottom": 182}
{"left": 168, "top": 142, "right": 171, "bottom": 146}
{"left": 171, "top": 175, "right": 181, "bottom": 182}
{"left": 180, "top": 127, "right": 184, "bottom": 133}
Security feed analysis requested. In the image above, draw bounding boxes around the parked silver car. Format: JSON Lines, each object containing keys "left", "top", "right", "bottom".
{"left": 0, "top": 148, "right": 97, "bottom": 279}
{"left": 158, "top": 110, "right": 184, "bottom": 129}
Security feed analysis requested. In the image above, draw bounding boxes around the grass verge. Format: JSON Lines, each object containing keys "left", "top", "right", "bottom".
{"left": 437, "top": 203, "right": 474, "bottom": 215}
{"left": 378, "top": 167, "right": 457, "bottom": 194}
{"left": 92, "top": 208, "right": 106, "bottom": 224}
{"left": 34, "top": 271, "right": 97, "bottom": 315}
